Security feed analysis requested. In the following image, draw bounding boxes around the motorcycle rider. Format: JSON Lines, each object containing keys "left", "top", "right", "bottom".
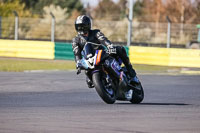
{"left": 72, "top": 15, "right": 139, "bottom": 88}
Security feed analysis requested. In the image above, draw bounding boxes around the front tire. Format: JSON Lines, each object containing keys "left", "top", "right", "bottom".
{"left": 92, "top": 72, "right": 116, "bottom": 104}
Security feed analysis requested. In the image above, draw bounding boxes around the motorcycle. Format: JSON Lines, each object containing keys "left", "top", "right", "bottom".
{"left": 77, "top": 42, "right": 144, "bottom": 104}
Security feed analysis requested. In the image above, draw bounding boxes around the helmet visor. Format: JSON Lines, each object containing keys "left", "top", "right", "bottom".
{"left": 75, "top": 24, "right": 90, "bottom": 32}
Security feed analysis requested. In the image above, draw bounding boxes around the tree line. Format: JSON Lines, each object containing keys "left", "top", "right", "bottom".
{"left": 0, "top": 0, "right": 200, "bottom": 24}
{"left": 92, "top": 0, "right": 200, "bottom": 24}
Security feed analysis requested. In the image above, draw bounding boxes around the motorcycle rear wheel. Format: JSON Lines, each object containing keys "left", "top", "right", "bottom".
{"left": 92, "top": 72, "right": 116, "bottom": 104}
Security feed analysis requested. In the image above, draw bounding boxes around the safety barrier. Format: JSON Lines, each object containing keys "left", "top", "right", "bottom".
{"left": 129, "top": 46, "right": 200, "bottom": 68}
{"left": 0, "top": 40, "right": 74, "bottom": 60}
{"left": 54, "top": 43, "right": 129, "bottom": 60}
{"left": 169, "top": 48, "right": 200, "bottom": 67}
{"left": 55, "top": 42, "right": 74, "bottom": 60}
{"left": 1, "top": 39, "right": 200, "bottom": 68}
{"left": 0, "top": 39, "right": 54, "bottom": 59}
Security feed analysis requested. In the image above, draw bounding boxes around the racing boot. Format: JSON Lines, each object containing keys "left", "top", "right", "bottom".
{"left": 86, "top": 77, "right": 94, "bottom": 88}
{"left": 126, "top": 63, "right": 140, "bottom": 84}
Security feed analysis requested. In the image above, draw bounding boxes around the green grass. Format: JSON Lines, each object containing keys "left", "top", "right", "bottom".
{"left": 0, "top": 58, "right": 76, "bottom": 72}
{"left": 0, "top": 57, "right": 181, "bottom": 73}
{"left": 132, "top": 64, "right": 181, "bottom": 73}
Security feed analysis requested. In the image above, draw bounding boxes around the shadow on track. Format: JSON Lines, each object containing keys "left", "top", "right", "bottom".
{"left": 116, "top": 102, "right": 190, "bottom": 106}
{"left": 140, "top": 103, "right": 190, "bottom": 106}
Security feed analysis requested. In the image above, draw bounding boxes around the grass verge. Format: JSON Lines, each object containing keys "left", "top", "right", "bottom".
{"left": 0, "top": 57, "right": 182, "bottom": 73}
{"left": 0, "top": 57, "right": 76, "bottom": 72}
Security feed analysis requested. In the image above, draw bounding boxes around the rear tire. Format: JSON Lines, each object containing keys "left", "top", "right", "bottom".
{"left": 92, "top": 72, "right": 116, "bottom": 104}
{"left": 130, "top": 82, "right": 144, "bottom": 104}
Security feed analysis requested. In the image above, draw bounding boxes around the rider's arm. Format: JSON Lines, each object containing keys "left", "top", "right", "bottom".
{"left": 95, "top": 30, "right": 112, "bottom": 47}
{"left": 72, "top": 37, "right": 82, "bottom": 63}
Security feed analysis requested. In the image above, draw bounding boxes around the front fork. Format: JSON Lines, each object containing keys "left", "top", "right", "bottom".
{"left": 85, "top": 69, "right": 102, "bottom": 86}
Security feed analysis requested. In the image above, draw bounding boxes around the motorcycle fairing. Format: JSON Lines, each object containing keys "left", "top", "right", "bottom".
{"left": 80, "top": 58, "right": 89, "bottom": 69}
{"left": 111, "top": 59, "right": 121, "bottom": 76}
{"left": 80, "top": 49, "right": 107, "bottom": 70}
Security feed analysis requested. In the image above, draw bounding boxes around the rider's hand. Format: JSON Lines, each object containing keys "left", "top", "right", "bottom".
{"left": 107, "top": 44, "right": 116, "bottom": 54}
{"left": 76, "top": 60, "right": 81, "bottom": 75}
{"left": 77, "top": 67, "right": 81, "bottom": 75}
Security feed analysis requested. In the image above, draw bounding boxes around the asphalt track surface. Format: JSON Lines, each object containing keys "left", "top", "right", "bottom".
{"left": 0, "top": 71, "right": 200, "bottom": 133}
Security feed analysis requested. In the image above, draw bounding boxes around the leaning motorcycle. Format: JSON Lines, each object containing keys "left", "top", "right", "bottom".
{"left": 77, "top": 42, "right": 144, "bottom": 104}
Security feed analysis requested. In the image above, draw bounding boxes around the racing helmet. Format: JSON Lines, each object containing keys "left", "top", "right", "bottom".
{"left": 75, "top": 15, "right": 91, "bottom": 35}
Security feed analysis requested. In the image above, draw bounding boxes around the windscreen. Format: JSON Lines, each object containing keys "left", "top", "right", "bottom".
{"left": 82, "top": 43, "right": 95, "bottom": 59}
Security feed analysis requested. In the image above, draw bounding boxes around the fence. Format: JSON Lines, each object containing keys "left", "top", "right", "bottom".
{"left": 0, "top": 16, "right": 198, "bottom": 46}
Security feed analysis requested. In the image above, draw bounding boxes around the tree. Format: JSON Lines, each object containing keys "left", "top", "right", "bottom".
{"left": 33, "top": 0, "right": 84, "bottom": 17}
{"left": 137, "top": 0, "right": 165, "bottom": 22}
{"left": 135, "top": 0, "right": 199, "bottom": 24}
{"left": 0, "top": 0, "right": 33, "bottom": 17}
{"left": 20, "top": 0, "right": 39, "bottom": 10}
{"left": 195, "top": 0, "right": 200, "bottom": 23}
{"left": 92, "top": 0, "right": 121, "bottom": 20}
{"left": 117, "top": 0, "right": 127, "bottom": 19}
{"left": 165, "top": 0, "right": 197, "bottom": 23}
{"left": 133, "top": 0, "right": 144, "bottom": 18}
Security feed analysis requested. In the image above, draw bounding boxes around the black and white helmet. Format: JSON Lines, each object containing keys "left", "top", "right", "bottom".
{"left": 75, "top": 15, "right": 91, "bottom": 35}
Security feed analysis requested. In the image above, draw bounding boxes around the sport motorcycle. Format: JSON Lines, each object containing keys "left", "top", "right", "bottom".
{"left": 77, "top": 42, "right": 144, "bottom": 104}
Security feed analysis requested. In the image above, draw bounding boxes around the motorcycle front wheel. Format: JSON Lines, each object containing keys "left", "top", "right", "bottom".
{"left": 92, "top": 72, "right": 116, "bottom": 104}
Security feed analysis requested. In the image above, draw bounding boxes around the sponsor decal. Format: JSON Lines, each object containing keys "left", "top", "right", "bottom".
{"left": 96, "top": 50, "right": 102, "bottom": 65}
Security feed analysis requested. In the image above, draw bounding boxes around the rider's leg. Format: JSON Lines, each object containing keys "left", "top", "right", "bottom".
{"left": 115, "top": 46, "right": 139, "bottom": 83}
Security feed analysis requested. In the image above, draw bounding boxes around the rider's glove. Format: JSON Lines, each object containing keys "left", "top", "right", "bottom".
{"left": 76, "top": 60, "right": 81, "bottom": 75}
{"left": 107, "top": 44, "right": 116, "bottom": 54}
